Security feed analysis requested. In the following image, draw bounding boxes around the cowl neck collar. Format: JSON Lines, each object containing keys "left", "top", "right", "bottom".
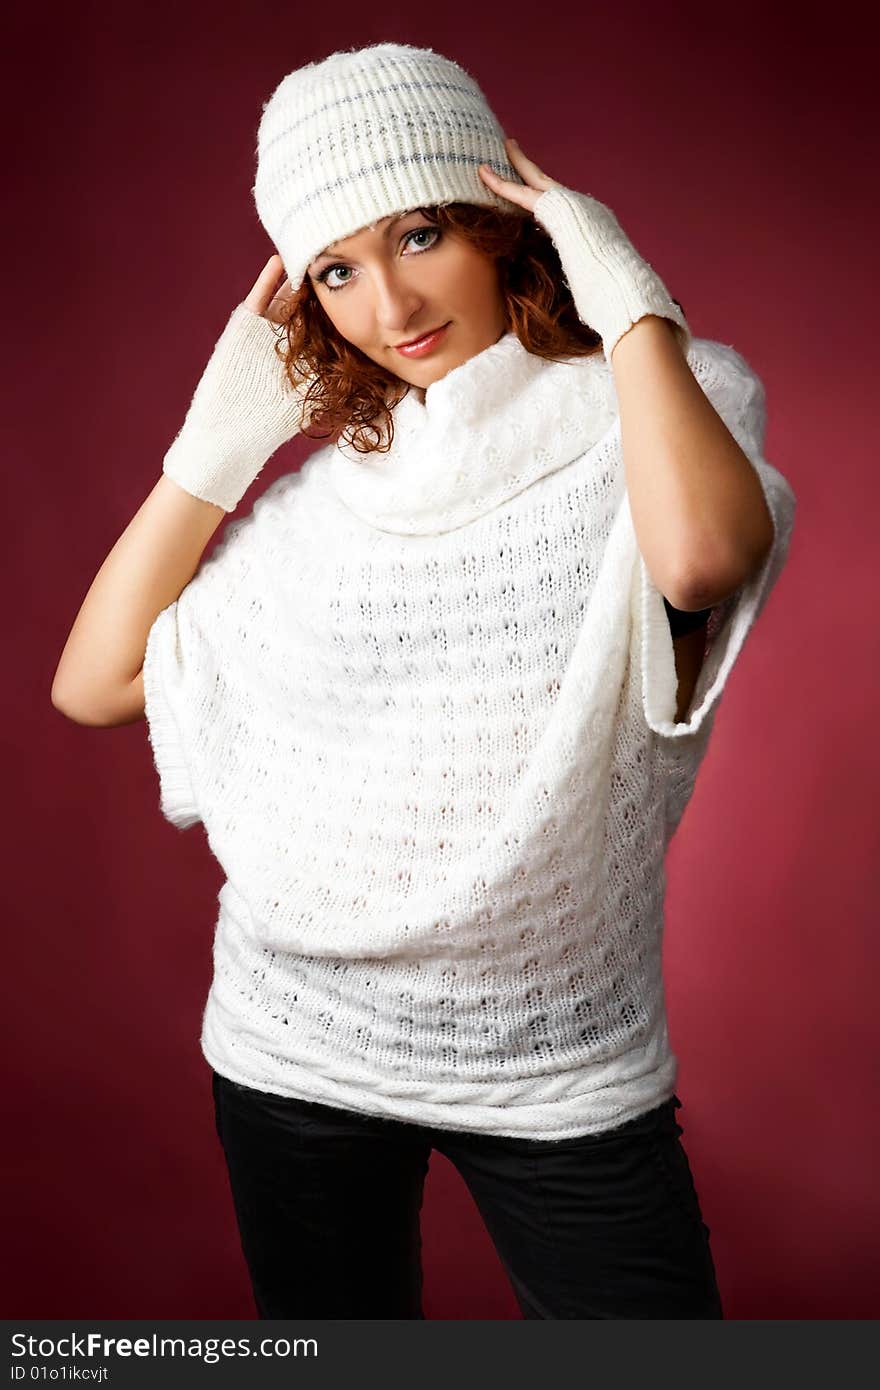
{"left": 325, "top": 330, "right": 618, "bottom": 535}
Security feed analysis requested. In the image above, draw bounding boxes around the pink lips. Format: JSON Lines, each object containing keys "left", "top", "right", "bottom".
{"left": 393, "top": 322, "right": 450, "bottom": 358}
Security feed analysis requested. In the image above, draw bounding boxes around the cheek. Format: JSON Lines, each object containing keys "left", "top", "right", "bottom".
{"left": 321, "top": 294, "right": 364, "bottom": 338}
{"left": 448, "top": 251, "right": 503, "bottom": 307}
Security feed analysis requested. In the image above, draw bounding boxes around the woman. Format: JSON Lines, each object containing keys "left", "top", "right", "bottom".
{"left": 52, "top": 42, "right": 796, "bottom": 1319}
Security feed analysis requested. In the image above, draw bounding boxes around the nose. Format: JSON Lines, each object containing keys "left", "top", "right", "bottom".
{"left": 368, "top": 265, "right": 425, "bottom": 335}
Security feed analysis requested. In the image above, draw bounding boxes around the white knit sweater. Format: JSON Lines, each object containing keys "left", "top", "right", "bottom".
{"left": 143, "top": 281, "right": 795, "bottom": 1142}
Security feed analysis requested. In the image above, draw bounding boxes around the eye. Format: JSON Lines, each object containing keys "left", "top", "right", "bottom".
{"left": 316, "top": 262, "right": 355, "bottom": 290}
{"left": 405, "top": 225, "right": 442, "bottom": 252}
{"left": 314, "top": 223, "right": 439, "bottom": 291}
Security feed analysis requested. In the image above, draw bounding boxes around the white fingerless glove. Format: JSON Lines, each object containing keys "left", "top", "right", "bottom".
{"left": 532, "top": 185, "right": 691, "bottom": 366}
{"left": 162, "top": 302, "right": 312, "bottom": 512}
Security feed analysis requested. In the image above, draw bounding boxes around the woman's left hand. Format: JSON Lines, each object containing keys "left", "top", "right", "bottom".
{"left": 479, "top": 136, "right": 690, "bottom": 365}
{"left": 478, "top": 137, "right": 559, "bottom": 213}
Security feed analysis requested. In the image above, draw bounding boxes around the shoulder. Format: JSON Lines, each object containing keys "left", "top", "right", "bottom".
{"left": 687, "top": 338, "right": 797, "bottom": 536}
{"left": 182, "top": 462, "right": 321, "bottom": 609}
{"left": 222, "top": 457, "right": 326, "bottom": 548}
{"left": 685, "top": 336, "right": 768, "bottom": 457}
{"left": 686, "top": 336, "right": 766, "bottom": 409}
{"left": 687, "top": 336, "right": 764, "bottom": 395}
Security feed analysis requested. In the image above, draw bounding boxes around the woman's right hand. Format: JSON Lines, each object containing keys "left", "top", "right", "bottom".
{"left": 161, "top": 255, "right": 312, "bottom": 513}
{"left": 244, "top": 253, "right": 300, "bottom": 324}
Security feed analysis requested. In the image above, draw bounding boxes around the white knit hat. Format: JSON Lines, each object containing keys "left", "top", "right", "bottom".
{"left": 252, "top": 42, "right": 527, "bottom": 293}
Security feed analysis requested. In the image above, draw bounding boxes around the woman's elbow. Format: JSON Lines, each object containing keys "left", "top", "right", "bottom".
{"left": 51, "top": 670, "right": 146, "bottom": 727}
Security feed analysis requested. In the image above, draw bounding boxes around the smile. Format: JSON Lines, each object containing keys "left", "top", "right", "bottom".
{"left": 393, "top": 323, "right": 451, "bottom": 357}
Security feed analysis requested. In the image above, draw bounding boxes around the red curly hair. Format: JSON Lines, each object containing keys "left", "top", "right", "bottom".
{"left": 273, "top": 202, "right": 676, "bottom": 457}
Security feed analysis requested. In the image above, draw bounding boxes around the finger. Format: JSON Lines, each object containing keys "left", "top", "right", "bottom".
{"left": 505, "top": 138, "right": 558, "bottom": 187}
{"left": 263, "top": 254, "right": 288, "bottom": 288}
{"left": 479, "top": 162, "right": 531, "bottom": 204}
{"left": 246, "top": 258, "right": 276, "bottom": 299}
{"left": 244, "top": 256, "right": 288, "bottom": 315}
{"left": 479, "top": 161, "right": 516, "bottom": 188}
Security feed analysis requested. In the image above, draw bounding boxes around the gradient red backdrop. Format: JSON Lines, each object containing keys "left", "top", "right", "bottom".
{"left": 8, "top": 0, "right": 877, "bottom": 1319}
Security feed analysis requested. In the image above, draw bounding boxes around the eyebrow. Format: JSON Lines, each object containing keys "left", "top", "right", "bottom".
{"left": 308, "top": 209, "right": 431, "bottom": 271}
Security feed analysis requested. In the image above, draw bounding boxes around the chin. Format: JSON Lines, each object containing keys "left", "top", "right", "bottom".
{"left": 385, "top": 320, "right": 500, "bottom": 388}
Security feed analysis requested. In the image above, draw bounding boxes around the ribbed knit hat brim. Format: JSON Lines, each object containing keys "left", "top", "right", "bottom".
{"left": 253, "top": 42, "right": 526, "bottom": 291}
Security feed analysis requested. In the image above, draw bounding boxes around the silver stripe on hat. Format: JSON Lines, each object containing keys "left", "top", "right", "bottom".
{"left": 274, "top": 151, "right": 519, "bottom": 230}
{"left": 259, "top": 80, "right": 483, "bottom": 152}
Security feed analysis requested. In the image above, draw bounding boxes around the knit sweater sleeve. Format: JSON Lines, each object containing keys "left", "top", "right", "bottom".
{"left": 141, "top": 506, "right": 258, "bottom": 831}
{"left": 635, "top": 339, "right": 797, "bottom": 743}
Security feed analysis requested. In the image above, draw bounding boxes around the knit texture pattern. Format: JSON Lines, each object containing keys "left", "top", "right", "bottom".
{"left": 533, "top": 187, "right": 691, "bottom": 365}
{"left": 143, "top": 333, "right": 795, "bottom": 1139}
{"left": 253, "top": 42, "right": 528, "bottom": 293}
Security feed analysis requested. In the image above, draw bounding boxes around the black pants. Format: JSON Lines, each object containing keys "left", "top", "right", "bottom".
{"left": 211, "top": 1070, "right": 724, "bottom": 1320}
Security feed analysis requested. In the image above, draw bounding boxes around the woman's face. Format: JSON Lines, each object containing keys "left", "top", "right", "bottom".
{"left": 305, "top": 207, "right": 507, "bottom": 397}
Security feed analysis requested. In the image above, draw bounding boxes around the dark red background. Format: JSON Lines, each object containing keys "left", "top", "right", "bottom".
{"left": 8, "top": 0, "right": 877, "bottom": 1318}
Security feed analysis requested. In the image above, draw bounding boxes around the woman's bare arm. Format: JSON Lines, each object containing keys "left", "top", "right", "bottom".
{"left": 51, "top": 476, "right": 225, "bottom": 727}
